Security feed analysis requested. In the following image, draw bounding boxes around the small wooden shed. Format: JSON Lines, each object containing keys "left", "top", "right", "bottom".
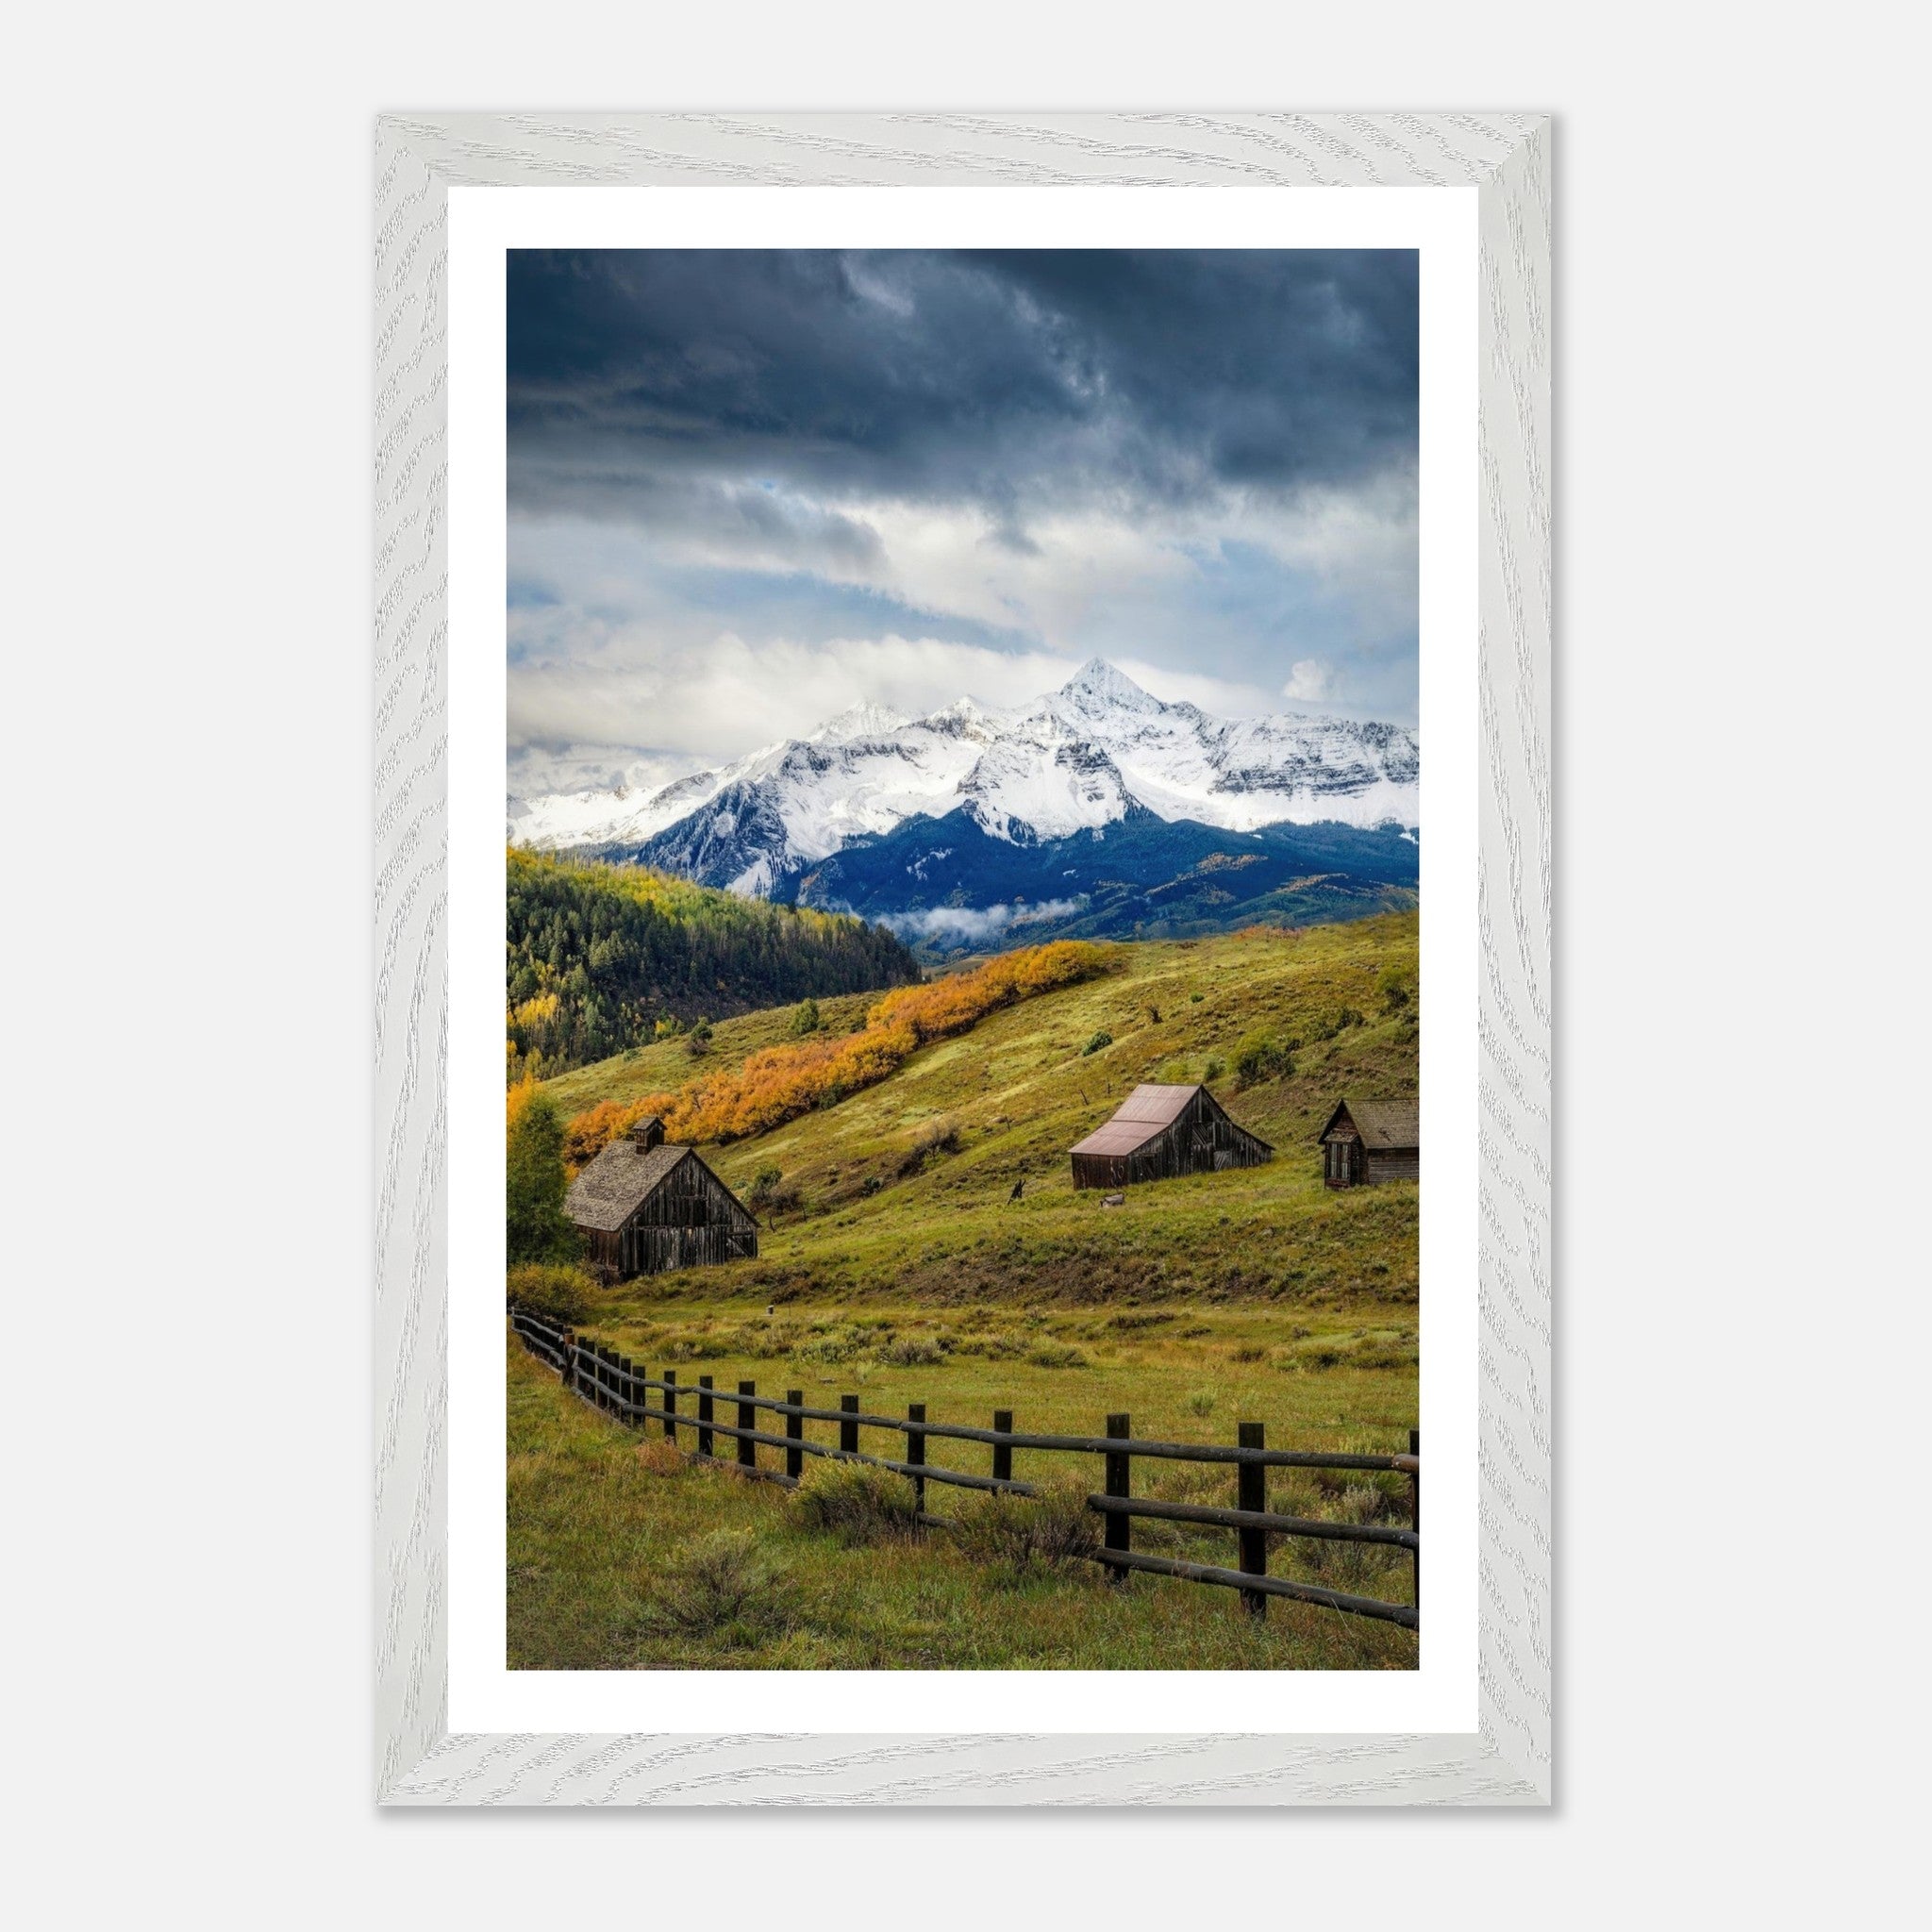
{"left": 1069, "top": 1083, "right": 1273, "bottom": 1191}
{"left": 565, "top": 1116, "right": 758, "bottom": 1281}
{"left": 1317, "top": 1098, "right": 1420, "bottom": 1189}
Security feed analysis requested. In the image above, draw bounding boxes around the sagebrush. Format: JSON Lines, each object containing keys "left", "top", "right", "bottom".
{"left": 950, "top": 1478, "right": 1102, "bottom": 1575}
{"left": 640, "top": 1529, "right": 796, "bottom": 1641}
{"left": 788, "top": 1460, "right": 922, "bottom": 1544}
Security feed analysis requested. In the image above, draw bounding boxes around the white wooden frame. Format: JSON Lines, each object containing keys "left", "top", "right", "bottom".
{"left": 375, "top": 111, "right": 1551, "bottom": 1807}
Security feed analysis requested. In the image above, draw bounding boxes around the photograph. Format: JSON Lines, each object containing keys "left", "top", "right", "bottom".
{"left": 16, "top": 6, "right": 1920, "bottom": 1909}
{"left": 500, "top": 244, "right": 1424, "bottom": 1673}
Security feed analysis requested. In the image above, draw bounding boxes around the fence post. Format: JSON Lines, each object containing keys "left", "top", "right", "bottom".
{"left": 908, "top": 1404, "right": 926, "bottom": 1516}
{"left": 738, "top": 1381, "right": 758, "bottom": 1471}
{"left": 1104, "top": 1413, "right": 1131, "bottom": 1581}
{"left": 559, "top": 1332, "right": 575, "bottom": 1391}
{"left": 1237, "top": 1422, "right": 1267, "bottom": 1619}
{"left": 1409, "top": 1426, "right": 1421, "bottom": 1619}
{"left": 662, "top": 1370, "right": 677, "bottom": 1442}
{"left": 840, "top": 1393, "right": 859, "bottom": 1455}
{"left": 992, "top": 1409, "right": 1013, "bottom": 1486}
{"left": 696, "top": 1375, "right": 714, "bottom": 1458}
{"left": 786, "top": 1391, "right": 804, "bottom": 1480}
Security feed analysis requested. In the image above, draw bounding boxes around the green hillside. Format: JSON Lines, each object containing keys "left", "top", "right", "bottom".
{"left": 543, "top": 913, "right": 1420, "bottom": 1309}
{"left": 507, "top": 848, "right": 920, "bottom": 1078}
{"left": 520, "top": 916, "right": 1421, "bottom": 1672}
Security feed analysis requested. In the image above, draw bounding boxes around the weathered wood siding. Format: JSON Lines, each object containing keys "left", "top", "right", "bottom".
{"left": 1320, "top": 1113, "right": 1417, "bottom": 1189}
{"left": 613, "top": 1152, "right": 758, "bottom": 1280}
{"left": 1364, "top": 1149, "right": 1420, "bottom": 1185}
{"left": 1070, "top": 1090, "right": 1271, "bottom": 1191}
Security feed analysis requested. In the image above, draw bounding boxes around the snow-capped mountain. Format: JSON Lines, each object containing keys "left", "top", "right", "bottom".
{"left": 508, "top": 659, "right": 1419, "bottom": 902}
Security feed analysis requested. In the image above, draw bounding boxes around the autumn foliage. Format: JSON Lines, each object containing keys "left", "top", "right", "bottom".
{"left": 561, "top": 1096, "right": 671, "bottom": 1173}
{"left": 562, "top": 940, "right": 1110, "bottom": 1158}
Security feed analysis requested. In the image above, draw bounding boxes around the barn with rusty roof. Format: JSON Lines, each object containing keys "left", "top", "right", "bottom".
{"left": 1068, "top": 1083, "right": 1273, "bottom": 1191}
{"left": 565, "top": 1116, "right": 758, "bottom": 1281}
{"left": 1317, "top": 1098, "right": 1420, "bottom": 1189}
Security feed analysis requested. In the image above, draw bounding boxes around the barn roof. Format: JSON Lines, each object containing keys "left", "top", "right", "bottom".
{"left": 1070, "top": 1083, "right": 1200, "bottom": 1158}
{"left": 1069, "top": 1119, "right": 1160, "bottom": 1158}
{"left": 1070, "top": 1084, "right": 1224, "bottom": 1158}
{"left": 566, "top": 1141, "right": 693, "bottom": 1232}
{"left": 1111, "top": 1083, "right": 1202, "bottom": 1125}
{"left": 1320, "top": 1098, "right": 1420, "bottom": 1150}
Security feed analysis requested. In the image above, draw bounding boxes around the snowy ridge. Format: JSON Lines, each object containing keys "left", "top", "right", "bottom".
{"left": 508, "top": 659, "right": 1418, "bottom": 895}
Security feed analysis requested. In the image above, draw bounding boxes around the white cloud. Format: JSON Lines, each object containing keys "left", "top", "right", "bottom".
{"left": 506, "top": 742, "right": 703, "bottom": 800}
{"left": 1283, "top": 658, "right": 1335, "bottom": 704}
{"left": 852, "top": 498, "right": 1201, "bottom": 644}
{"left": 1113, "top": 659, "right": 1280, "bottom": 719}
{"left": 506, "top": 449, "right": 1422, "bottom": 768}
{"left": 507, "top": 623, "right": 1081, "bottom": 767}
{"left": 878, "top": 898, "right": 1087, "bottom": 942}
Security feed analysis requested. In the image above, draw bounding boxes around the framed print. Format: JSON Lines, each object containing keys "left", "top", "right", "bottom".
{"left": 375, "top": 111, "right": 1551, "bottom": 1806}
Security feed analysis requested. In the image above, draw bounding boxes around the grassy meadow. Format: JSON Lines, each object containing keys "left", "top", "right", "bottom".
{"left": 515, "top": 913, "right": 1422, "bottom": 1670}
{"left": 509, "top": 1339, "right": 1418, "bottom": 1672}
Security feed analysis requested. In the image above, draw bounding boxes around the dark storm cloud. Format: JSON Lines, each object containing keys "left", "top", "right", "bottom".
{"left": 505, "top": 247, "right": 1421, "bottom": 763}
{"left": 507, "top": 249, "right": 1417, "bottom": 524}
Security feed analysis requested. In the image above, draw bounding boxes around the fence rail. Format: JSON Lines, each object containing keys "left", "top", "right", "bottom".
{"left": 509, "top": 1305, "right": 1419, "bottom": 1631}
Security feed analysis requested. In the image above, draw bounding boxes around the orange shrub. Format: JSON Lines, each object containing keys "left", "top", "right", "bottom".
{"left": 866, "top": 939, "right": 1103, "bottom": 1043}
{"left": 662, "top": 1021, "right": 921, "bottom": 1143}
{"left": 559, "top": 940, "right": 1111, "bottom": 1151}
{"left": 561, "top": 1094, "right": 675, "bottom": 1174}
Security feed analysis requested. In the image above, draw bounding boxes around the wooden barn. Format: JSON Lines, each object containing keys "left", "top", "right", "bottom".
{"left": 1069, "top": 1083, "right": 1273, "bottom": 1191}
{"left": 565, "top": 1116, "right": 758, "bottom": 1281}
{"left": 1317, "top": 1098, "right": 1420, "bottom": 1188}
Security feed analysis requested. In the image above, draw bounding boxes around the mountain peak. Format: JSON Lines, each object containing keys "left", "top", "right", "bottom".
{"left": 510, "top": 659, "right": 1420, "bottom": 866}
{"left": 1058, "top": 658, "right": 1161, "bottom": 711}
{"left": 810, "top": 699, "right": 910, "bottom": 744}
{"left": 923, "top": 694, "right": 1000, "bottom": 730}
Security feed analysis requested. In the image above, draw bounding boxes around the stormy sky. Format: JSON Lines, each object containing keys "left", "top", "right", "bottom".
{"left": 507, "top": 248, "right": 1419, "bottom": 795}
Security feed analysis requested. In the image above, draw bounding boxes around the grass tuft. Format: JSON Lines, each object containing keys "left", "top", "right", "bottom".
{"left": 789, "top": 1459, "right": 923, "bottom": 1545}
{"left": 634, "top": 1438, "right": 689, "bottom": 1477}
{"left": 881, "top": 1332, "right": 948, "bottom": 1367}
{"left": 950, "top": 1478, "right": 1102, "bottom": 1576}
{"left": 639, "top": 1529, "right": 796, "bottom": 1641}
{"left": 1024, "top": 1342, "right": 1089, "bottom": 1369}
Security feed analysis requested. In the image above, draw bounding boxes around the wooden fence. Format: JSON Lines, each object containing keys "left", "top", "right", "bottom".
{"left": 510, "top": 1305, "right": 1419, "bottom": 1631}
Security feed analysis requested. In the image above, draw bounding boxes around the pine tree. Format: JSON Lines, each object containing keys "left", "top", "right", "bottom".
{"left": 507, "top": 1084, "right": 580, "bottom": 1264}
